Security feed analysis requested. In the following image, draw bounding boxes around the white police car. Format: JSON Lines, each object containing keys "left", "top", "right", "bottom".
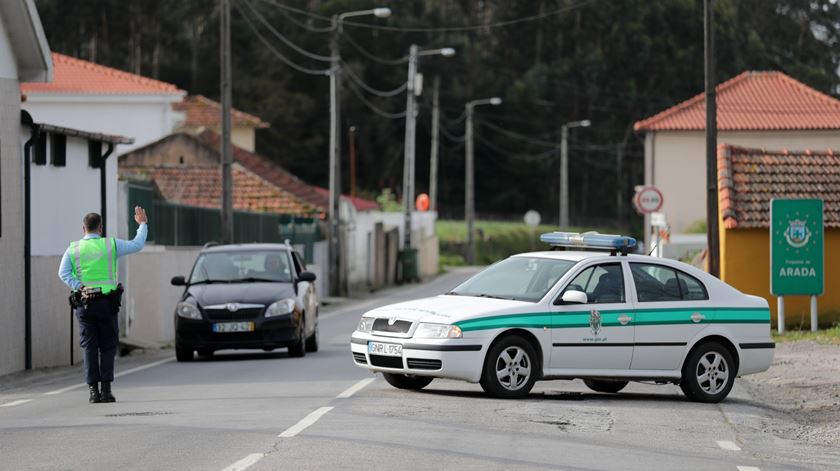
{"left": 351, "top": 232, "right": 774, "bottom": 403}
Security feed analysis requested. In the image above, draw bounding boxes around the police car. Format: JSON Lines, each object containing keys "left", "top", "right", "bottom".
{"left": 351, "top": 232, "right": 774, "bottom": 403}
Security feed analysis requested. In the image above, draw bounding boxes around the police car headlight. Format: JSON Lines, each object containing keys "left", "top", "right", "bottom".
{"left": 176, "top": 302, "right": 201, "bottom": 320}
{"left": 414, "top": 323, "right": 462, "bottom": 339}
{"left": 265, "top": 299, "right": 296, "bottom": 318}
{"left": 357, "top": 316, "right": 374, "bottom": 333}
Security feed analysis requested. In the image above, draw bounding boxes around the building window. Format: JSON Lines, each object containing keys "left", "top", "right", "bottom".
{"left": 33, "top": 132, "right": 47, "bottom": 165}
{"left": 51, "top": 134, "right": 66, "bottom": 167}
{"left": 88, "top": 140, "right": 102, "bottom": 168}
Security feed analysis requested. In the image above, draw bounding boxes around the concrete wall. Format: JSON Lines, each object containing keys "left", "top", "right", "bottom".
{"left": 0, "top": 76, "right": 25, "bottom": 376}
{"left": 721, "top": 227, "right": 840, "bottom": 328}
{"left": 646, "top": 130, "right": 840, "bottom": 236}
{"left": 22, "top": 96, "right": 184, "bottom": 154}
{"left": 30, "top": 255, "right": 82, "bottom": 368}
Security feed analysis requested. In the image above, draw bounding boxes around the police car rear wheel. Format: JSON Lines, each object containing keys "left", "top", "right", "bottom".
{"left": 480, "top": 335, "right": 537, "bottom": 399}
{"left": 680, "top": 341, "right": 735, "bottom": 403}
{"left": 583, "top": 379, "right": 628, "bottom": 394}
{"left": 383, "top": 373, "right": 434, "bottom": 390}
{"left": 175, "top": 346, "right": 193, "bottom": 362}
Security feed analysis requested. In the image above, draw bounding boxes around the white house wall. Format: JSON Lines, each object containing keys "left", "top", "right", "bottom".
{"left": 0, "top": 16, "right": 19, "bottom": 79}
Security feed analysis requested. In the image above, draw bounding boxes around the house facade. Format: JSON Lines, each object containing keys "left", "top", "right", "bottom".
{"left": 634, "top": 71, "right": 840, "bottom": 247}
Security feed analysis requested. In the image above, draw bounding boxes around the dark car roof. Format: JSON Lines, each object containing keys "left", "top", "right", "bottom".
{"left": 201, "top": 243, "right": 291, "bottom": 254}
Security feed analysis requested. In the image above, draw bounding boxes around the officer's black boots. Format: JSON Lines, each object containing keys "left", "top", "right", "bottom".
{"left": 100, "top": 382, "right": 116, "bottom": 403}
{"left": 88, "top": 384, "right": 101, "bottom": 404}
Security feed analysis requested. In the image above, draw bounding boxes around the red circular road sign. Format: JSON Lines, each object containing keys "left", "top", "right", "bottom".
{"left": 633, "top": 186, "right": 664, "bottom": 214}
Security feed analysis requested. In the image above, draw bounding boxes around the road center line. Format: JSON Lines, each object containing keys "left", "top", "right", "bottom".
{"left": 717, "top": 440, "right": 742, "bottom": 451}
{"left": 44, "top": 357, "right": 174, "bottom": 396}
{"left": 336, "top": 377, "right": 375, "bottom": 399}
{"left": 278, "top": 406, "right": 333, "bottom": 438}
{"left": 0, "top": 399, "right": 32, "bottom": 408}
{"left": 736, "top": 467, "right": 760, "bottom": 471}
{"left": 220, "top": 453, "right": 264, "bottom": 471}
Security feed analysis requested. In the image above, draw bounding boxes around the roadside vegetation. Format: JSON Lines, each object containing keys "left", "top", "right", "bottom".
{"left": 773, "top": 324, "right": 840, "bottom": 345}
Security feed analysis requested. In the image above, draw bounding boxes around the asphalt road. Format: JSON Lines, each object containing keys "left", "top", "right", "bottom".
{"left": 0, "top": 268, "right": 837, "bottom": 471}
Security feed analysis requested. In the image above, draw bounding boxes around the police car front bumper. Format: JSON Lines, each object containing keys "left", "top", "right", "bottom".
{"left": 350, "top": 332, "right": 486, "bottom": 383}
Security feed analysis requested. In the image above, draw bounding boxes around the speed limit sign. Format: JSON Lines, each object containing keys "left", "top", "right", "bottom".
{"left": 633, "top": 186, "right": 663, "bottom": 214}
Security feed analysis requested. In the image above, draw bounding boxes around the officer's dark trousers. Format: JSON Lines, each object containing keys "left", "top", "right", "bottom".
{"left": 74, "top": 297, "right": 119, "bottom": 385}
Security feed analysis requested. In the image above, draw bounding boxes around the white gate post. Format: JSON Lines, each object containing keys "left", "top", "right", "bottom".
{"left": 777, "top": 296, "right": 785, "bottom": 334}
{"left": 810, "top": 296, "right": 818, "bottom": 332}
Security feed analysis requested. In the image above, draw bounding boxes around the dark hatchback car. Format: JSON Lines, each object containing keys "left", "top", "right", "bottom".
{"left": 171, "top": 243, "right": 319, "bottom": 361}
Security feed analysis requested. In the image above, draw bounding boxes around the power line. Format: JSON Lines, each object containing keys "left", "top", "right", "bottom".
{"left": 236, "top": 2, "right": 334, "bottom": 76}
{"left": 439, "top": 124, "right": 466, "bottom": 143}
{"left": 342, "top": 0, "right": 598, "bottom": 32}
{"left": 341, "top": 33, "right": 408, "bottom": 65}
{"left": 480, "top": 120, "right": 558, "bottom": 147}
{"left": 242, "top": 0, "right": 335, "bottom": 61}
{"left": 342, "top": 64, "right": 407, "bottom": 97}
{"left": 251, "top": 0, "right": 332, "bottom": 22}
{"left": 251, "top": 0, "right": 334, "bottom": 33}
{"left": 344, "top": 80, "right": 407, "bottom": 119}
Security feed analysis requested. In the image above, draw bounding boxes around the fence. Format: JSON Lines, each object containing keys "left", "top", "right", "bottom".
{"left": 127, "top": 183, "right": 322, "bottom": 263}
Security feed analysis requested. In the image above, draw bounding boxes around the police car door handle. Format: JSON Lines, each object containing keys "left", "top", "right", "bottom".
{"left": 691, "top": 312, "right": 705, "bottom": 323}
{"left": 618, "top": 314, "right": 632, "bottom": 325}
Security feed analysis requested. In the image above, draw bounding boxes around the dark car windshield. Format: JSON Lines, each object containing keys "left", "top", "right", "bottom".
{"left": 190, "top": 250, "right": 292, "bottom": 284}
{"left": 448, "top": 257, "right": 576, "bottom": 302}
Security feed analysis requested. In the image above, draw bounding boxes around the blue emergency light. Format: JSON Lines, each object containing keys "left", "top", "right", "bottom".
{"left": 540, "top": 231, "right": 636, "bottom": 255}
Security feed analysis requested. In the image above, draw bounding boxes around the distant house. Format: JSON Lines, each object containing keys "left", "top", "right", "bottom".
{"left": 717, "top": 144, "right": 839, "bottom": 327}
{"left": 21, "top": 53, "right": 185, "bottom": 152}
{"left": 634, "top": 71, "right": 840, "bottom": 244}
{"left": 173, "top": 94, "right": 269, "bottom": 153}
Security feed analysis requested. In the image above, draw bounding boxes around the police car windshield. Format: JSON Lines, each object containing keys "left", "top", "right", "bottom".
{"left": 190, "top": 250, "right": 292, "bottom": 284}
{"left": 448, "top": 257, "right": 575, "bottom": 303}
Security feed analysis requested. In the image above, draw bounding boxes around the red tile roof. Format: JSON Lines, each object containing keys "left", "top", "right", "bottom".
{"left": 174, "top": 95, "right": 269, "bottom": 129}
{"left": 635, "top": 71, "right": 840, "bottom": 132}
{"left": 21, "top": 53, "right": 183, "bottom": 96}
{"left": 718, "top": 144, "right": 840, "bottom": 229}
{"left": 124, "top": 165, "right": 319, "bottom": 216}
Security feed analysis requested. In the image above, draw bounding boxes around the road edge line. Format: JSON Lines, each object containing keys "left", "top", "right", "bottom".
{"left": 278, "top": 406, "right": 334, "bottom": 438}
{"left": 44, "top": 357, "right": 174, "bottom": 396}
{"left": 221, "top": 453, "right": 264, "bottom": 471}
{"left": 336, "top": 377, "right": 375, "bottom": 399}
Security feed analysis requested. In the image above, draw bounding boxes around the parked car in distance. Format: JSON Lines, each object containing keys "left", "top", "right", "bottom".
{"left": 171, "top": 243, "right": 318, "bottom": 361}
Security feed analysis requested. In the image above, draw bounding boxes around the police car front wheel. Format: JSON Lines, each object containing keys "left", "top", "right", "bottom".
{"left": 480, "top": 335, "right": 538, "bottom": 399}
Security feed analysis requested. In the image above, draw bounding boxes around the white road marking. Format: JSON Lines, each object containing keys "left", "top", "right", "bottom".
{"left": 278, "top": 406, "right": 333, "bottom": 438}
{"left": 736, "top": 467, "right": 760, "bottom": 471}
{"left": 44, "top": 357, "right": 175, "bottom": 396}
{"left": 336, "top": 378, "right": 375, "bottom": 399}
{"left": 221, "top": 453, "right": 264, "bottom": 471}
{"left": 0, "top": 399, "right": 32, "bottom": 408}
{"left": 717, "top": 440, "right": 742, "bottom": 451}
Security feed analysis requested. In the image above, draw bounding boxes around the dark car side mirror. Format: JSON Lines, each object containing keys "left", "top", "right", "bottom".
{"left": 298, "top": 271, "right": 317, "bottom": 283}
{"left": 171, "top": 276, "right": 187, "bottom": 286}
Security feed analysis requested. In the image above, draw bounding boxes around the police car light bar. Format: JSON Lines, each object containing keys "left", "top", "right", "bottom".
{"left": 540, "top": 231, "right": 636, "bottom": 254}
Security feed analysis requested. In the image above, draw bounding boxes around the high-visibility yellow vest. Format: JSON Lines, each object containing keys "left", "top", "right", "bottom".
{"left": 70, "top": 237, "right": 118, "bottom": 294}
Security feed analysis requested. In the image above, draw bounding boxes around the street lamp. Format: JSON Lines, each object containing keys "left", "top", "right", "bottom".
{"left": 328, "top": 7, "right": 391, "bottom": 296}
{"left": 465, "top": 97, "right": 502, "bottom": 265}
{"left": 402, "top": 45, "right": 456, "bottom": 253}
{"left": 559, "top": 119, "right": 590, "bottom": 229}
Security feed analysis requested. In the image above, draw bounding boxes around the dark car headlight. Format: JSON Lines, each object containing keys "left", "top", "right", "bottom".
{"left": 265, "top": 299, "right": 296, "bottom": 318}
{"left": 176, "top": 302, "right": 201, "bottom": 320}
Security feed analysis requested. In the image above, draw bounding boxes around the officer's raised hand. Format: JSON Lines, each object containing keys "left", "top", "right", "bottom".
{"left": 134, "top": 206, "right": 148, "bottom": 224}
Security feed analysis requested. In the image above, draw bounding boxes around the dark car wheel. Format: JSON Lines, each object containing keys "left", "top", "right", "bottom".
{"left": 480, "top": 335, "right": 538, "bottom": 399}
{"left": 175, "top": 346, "right": 193, "bottom": 362}
{"left": 583, "top": 379, "right": 628, "bottom": 394}
{"left": 305, "top": 318, "right": 319, "bottom": 353}
{"left": 197, "top": 349, "right": 214, "bottom": 359}
{"left": 680, "top": 341, "right": 736, "bottom": 403}
{"left": 288, "top": 325, "right": 306, "bottom": 358}
{"left": 383, "top": 373, "right": 434, "bottom": 390}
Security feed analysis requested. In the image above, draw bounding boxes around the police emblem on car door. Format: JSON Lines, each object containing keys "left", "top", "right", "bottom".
{"left": 550, "top": 262, "right": 634, "bottom": 370}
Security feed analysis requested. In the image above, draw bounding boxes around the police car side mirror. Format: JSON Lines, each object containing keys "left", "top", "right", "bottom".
{"left": 559, "top": 290, "right": 587, "bottom": 305}
{"left": 299, "top": 271, "right": 316, "bottom": 283}
{"left": 171, "top": 276, "right": 186, "bottom": 286}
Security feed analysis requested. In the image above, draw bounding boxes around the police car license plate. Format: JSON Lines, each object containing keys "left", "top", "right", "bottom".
{"left": 368, "top": 341, "right": 402, "bottom": 357}
{"left": 212, "top": 322, "right": 254, "bottom": 333}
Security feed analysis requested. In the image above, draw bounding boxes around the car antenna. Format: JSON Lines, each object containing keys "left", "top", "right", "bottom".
{"left": 648, "top": 241, "right": 658, "bottom": 256}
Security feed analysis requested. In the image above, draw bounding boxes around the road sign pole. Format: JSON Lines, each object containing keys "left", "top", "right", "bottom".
{"left": 777, "top": 296, "right": 785, "bottom": 334}
{"left": 811, "top": 295, "right": 818, "bottom": 332}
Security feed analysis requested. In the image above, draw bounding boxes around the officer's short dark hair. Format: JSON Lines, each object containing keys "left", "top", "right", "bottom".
{"left": 83, "top": 213, "right": 102, "bottom": 232}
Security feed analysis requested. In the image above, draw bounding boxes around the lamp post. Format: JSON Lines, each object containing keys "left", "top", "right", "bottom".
{"left": 559, "top": 119, "right": 590, "bottom": 229}
{"left": 328, "top": 7, "right": 390, "bottom": 296}
{"left": 402, "top": 45, "right": 455, "bottom": 251}
{"left": 465, "top": 97, "right": 502, "bottom": 265}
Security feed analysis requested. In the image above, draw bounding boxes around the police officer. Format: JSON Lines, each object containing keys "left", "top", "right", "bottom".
{"left": 58, "top": 207, "right": 148, "bottom": 403}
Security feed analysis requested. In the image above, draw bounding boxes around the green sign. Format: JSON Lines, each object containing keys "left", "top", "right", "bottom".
{"left": 770, "top": 199, "right": 824, "bottom": 295}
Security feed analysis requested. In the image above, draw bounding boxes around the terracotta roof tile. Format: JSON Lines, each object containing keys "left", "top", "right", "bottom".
{"left": 717, "top": 144, "right": 840, "bottom": 229}
{"left": 635, "top": 71, "right": 840, "bottom": 132}
{"left": 173, "top": 95, "right": 269, "bottom": 129}
{"left": 21, "top": 53, "right": 183, "bottom": 96}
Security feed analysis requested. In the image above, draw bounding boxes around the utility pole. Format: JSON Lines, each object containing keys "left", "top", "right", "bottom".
{"left": 402, "top": 44, "right": 419, "bottom": 250}
{"left": 220, "top": 0, "right": 233, "bottom": 244}
{"left": 464, "top": 97, "right": 501, "bottom": 265}
{"left": 349, "top": 126, "right": 357, "bottom": 198}
{"left": 705, "top": 0, "right": 720, "bottom": 277}
{"left": 328, "top": 15, "right": 342, "bottom": 296}
{"left": 558, "top": 120, "right": 590, "bottom": 229}
{"left": 429, "top": 76, "right": 440, "bottom": 213}
{"left": 616, "top": 143, "right": 624, "bottom": 224}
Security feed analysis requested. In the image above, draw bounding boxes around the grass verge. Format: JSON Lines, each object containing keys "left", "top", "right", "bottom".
{"left": 773, "top": 324, "right": 840, "bottom": 345}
